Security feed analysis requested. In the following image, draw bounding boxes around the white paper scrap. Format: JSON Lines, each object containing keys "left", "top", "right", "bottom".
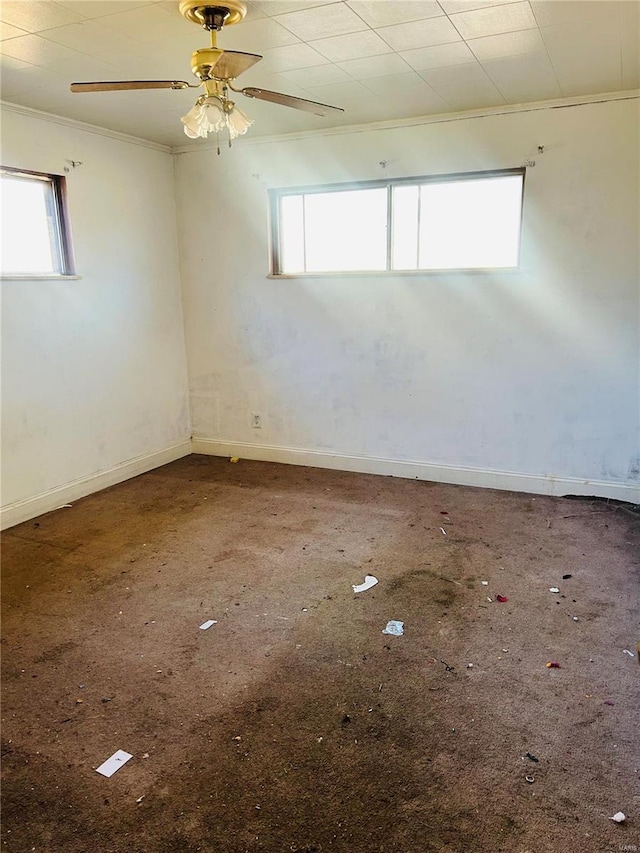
{"left": 352, "top": 575, "right": 378, "bottom": 594}
{"left": 549, "top": 587, "right": 560, "bottom": 593}
{"left": 96, "top": 750, "right": 133, "bottom": 778}
{"left": 481, "top": 581, "right": 489, "bottom": 586}
{"left": 623, "top": 649, "right": 634, "bottom": 657}
{"left": 610, "top": 812, "right": 626, "bottom": 823}
{"left": 382, "top": 620, "right": 404, "bottom": 636}
{"left": 199, "top": 620, "right": 217, "bottom": 630}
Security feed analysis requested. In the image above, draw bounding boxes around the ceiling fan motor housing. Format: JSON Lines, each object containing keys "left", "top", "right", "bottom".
{"left": 179, "top": 0, "right": 247, "bottom": 28}
{"left": 191, "top": 47, "right": 225, "bottom": 79}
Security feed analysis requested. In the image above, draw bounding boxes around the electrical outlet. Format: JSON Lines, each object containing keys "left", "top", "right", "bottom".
{"left": 251, "top": 412, "right": 262, "bottom": 429}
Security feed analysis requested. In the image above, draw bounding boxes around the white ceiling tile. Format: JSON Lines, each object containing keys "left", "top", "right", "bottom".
{"left": 278, "top": 62, "right": 350, "bottom": 86}
{"left": 530, "top": 0, "right": 620, "bottom": 28}
{"left": 346, "top": 1, "right": 443, "bottom": 28}
{"left": 621, "top": 0, "right": 639, "bottom": 88}
{"left": 241, "top": 2, "right": 269, "bottom": 21}
{"left": 449, "top": 2, "right": 537, "bottom": 40}
{"left": 338, "top": 52, "right": 412, "bottom": 78}
{"left": 40, "top": 19, "right": 153, "bottom": 58}
{"left": 274, "top": 2, "right": 368, "bottom": 40}
{"left": 371, "top": 84, "right": 450, "bottom": 118}
{"left": 376, "top": 16, "right": 461, "bottom": 51}
{"left": 252, "top": 0, "right": 335, "bottom": 16}
{"left": 0, "top": 21, "right": 29, "bottom": 40}
{"left": 93, "top": 6, "right": 193, "bottom": 44}
{"left": 0, "top": 1, "right": 86, "bottom": 33}
{"left": 310, "top": 29, "right": 392, "bottom": 61}
{"left": 468, "top": 27, "right": 545, "bottom": 60}
{"left": 401, "top": 41, "right": 476, "bottom": 70}
{"left": 0, "top": 32, "right": 86, "bottom": 65}
{"left": 0, "top": 52, "right": 35, "bottom": 72}
{"left": 419, "top": 59, "right": 492, "bottom": 87}
{"left": 306, "top": 79, "right": 392, "bottom": 121}
{"left": 482, "top": 51, "right": 561, "bottom": 101}
{"left": 431, "top": 71, "right": 506, "bottom": 109}
{"left": 208, "top": 16, "right": 301, "bottom": 53}
{"left": 439, "top": 0, "right": 514, "bottom": 12}
{"left": 1, "top": 63, "right": 69, "bottom": 99}
{"left": 55, "top": 1, "right": 155, "bottom": 19}
{"left": 359, "top": 68, "right": 423, "bottom": 93}
{"left": 541, "top": 15, "right": 622, "bottom": 93}
{"left": 260, "top": 41, "right": 329, "bottom": 70}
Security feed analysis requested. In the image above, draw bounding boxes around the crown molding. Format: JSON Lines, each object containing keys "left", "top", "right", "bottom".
{"left": 172, "top": 89, "right": 640, "bottom": 155}
{"left": 0, "top": 100, "right": 172, "bottom": 153}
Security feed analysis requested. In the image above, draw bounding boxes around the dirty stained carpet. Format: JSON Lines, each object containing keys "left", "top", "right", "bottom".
{"left": 1, "top": 455, "right": 638, "bottom": 852}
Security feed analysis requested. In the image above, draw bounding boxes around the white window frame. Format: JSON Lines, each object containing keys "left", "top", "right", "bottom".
{"left": 269, "top": 168, "right": 526, "bottom": 277}
{"left": 1, "top": 166, "right": 78, "bottom": 280}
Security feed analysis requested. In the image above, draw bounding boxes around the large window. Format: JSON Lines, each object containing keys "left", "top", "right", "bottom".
{"left": 270, "top": 169, "right": 524, "bottom": 275}
{"left": 1, "top": 167, "right": 76, "bottom": 277}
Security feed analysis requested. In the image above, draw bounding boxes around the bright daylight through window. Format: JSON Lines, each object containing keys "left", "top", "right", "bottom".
{"left": 1, "top": 167, "right": 75, "bottom": 277}
{"left": 271, "top": 170, "right": 524, "bottom": 275}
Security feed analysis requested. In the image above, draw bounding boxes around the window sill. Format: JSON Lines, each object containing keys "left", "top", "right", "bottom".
{"left": 1, "top": 274, "right": 82, "bottom": 281}
{"left": 268, "top": 268, "right": 519, "bottom": 279}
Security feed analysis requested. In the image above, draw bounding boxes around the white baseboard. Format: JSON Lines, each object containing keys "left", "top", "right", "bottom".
{"left": 191, "top": 438, "right": 640, "bottom": 504}
{"left": 4, "top": 438, "right": 636, "bottom": 531}
{"left": 1, "top": 440, "right": 192, "bottom": 530}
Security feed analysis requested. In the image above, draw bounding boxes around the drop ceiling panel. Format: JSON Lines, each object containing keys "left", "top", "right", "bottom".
{"left": 400, "top": 41, "right": 476, "bottom": 70}
{"left": 438, "top": 0, "right": 514, "bottom": 13}
{"left": 259, "top": 41, "right": 329, "bottom": 71}
{"left": 621, "top": 1, "right": 640, "bottom": 88}
{"left": 310, "top": 28, "right": 393, "bottom": 61}
{"left": 338, "top": 52, "right": 411, "bottom": 79}
{"left": 482, "top": 51, "right": 562, "bottom": 101}
{"left": 55, "top": 2, "right": 157, "bottom": 19}
{"left": 278, "top": 62, "right": 350, "bottom": 86}
{"left": 449, "top": 2, "right": 537, "bottom": 40}
{"left": 93, "top": 5, "right": 195, "bottom": 44}
{"left": 273, "top": 2, "right": 367, "bottom": 41}
{"left": 252, "top": 0, "right": 336, "bottom": 16}
{"left": 530, "top": 0, "right": 620, "bottom": 28}
{"left": 38, "top": 19, "right": 154, "bottom": 58}
{"left": 376, "top": 16, "right": 462, "bottom": 51}
{"left": 0, "top": 22, "right": 29, "bottom": 40}
{"left": 467, "top": 27, "right": 545, "bottom": 60}
{"left": 0, "top": 1, "right": 85, "bottom": 32}
{"left": 541, "top": 15, "right": 623, "bottom": 94}
{"left": 216, "top": 16, "right": 301, "bottom": 53}
{"left": 346, "top": 1, "right": 443, "bottom": 28}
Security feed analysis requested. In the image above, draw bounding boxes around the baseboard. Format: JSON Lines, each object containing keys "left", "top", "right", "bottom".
{"left": 191, "top": 438, "right": 640, "bottom": 503}
{"left": 0, "top": 441, "right": 192, "bottom": 530}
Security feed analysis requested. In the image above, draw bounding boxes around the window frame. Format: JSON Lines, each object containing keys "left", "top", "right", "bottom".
{"left": 268, "top": 167, "right": 526, "bottom": 277}
{"left": 1, "top": 165, "right": 78, "bottom": 280}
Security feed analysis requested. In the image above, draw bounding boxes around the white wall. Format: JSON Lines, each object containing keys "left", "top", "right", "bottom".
{"left": 175, "top": 97, "right": 640, "bottom": 501}
{"left": 1, "top": 107, "right": 190, "bottom": 527}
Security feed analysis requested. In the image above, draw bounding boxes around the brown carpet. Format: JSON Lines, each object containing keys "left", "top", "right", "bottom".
{"left": 1, "top": 455, "right": 638, "bottom": 852}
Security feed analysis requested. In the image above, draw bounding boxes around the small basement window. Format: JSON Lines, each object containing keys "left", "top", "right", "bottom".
{"left": 1, "top": 166, "right": 76, "bottom": 278}
{"left": 269, "top": 169, "right": 525, "bottom": 276}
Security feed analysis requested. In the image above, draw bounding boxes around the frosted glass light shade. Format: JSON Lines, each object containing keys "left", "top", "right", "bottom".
{"left": 181, "top": 97, "right": 253, "bottom": 139}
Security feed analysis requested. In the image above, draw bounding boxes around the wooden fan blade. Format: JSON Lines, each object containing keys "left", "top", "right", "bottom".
{"left": 212, "top": 50, "right": 262, "bottom": 80}
{"left": 70, "top": 81, "right": 192, "bottom": 93}
{"left": 241, "top": 87, "right": 343, "bottom": 117}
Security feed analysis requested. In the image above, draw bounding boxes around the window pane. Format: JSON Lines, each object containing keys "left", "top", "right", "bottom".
{"left": 418, "top": 175, "right": 522, "bottom": 269}
{"left": 391, "top": 184, "right": 419, "bottom": 270}
{"left": 303, "top": 188, "right": 387, "bottom": 273}
{"left": 280, "top": 194, "right": 305, "bottom": 273}
{"left": 1, "top": 176, "right": 60, "bottom": 274}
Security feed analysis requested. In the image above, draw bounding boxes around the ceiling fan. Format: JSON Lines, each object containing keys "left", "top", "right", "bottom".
{"left": 70, "top": 0, "right": 344, "bottom": 148}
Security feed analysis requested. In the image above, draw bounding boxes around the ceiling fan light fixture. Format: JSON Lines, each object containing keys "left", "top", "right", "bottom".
{"left": 181, "top": 95, "right": 253, "bottom": 140}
